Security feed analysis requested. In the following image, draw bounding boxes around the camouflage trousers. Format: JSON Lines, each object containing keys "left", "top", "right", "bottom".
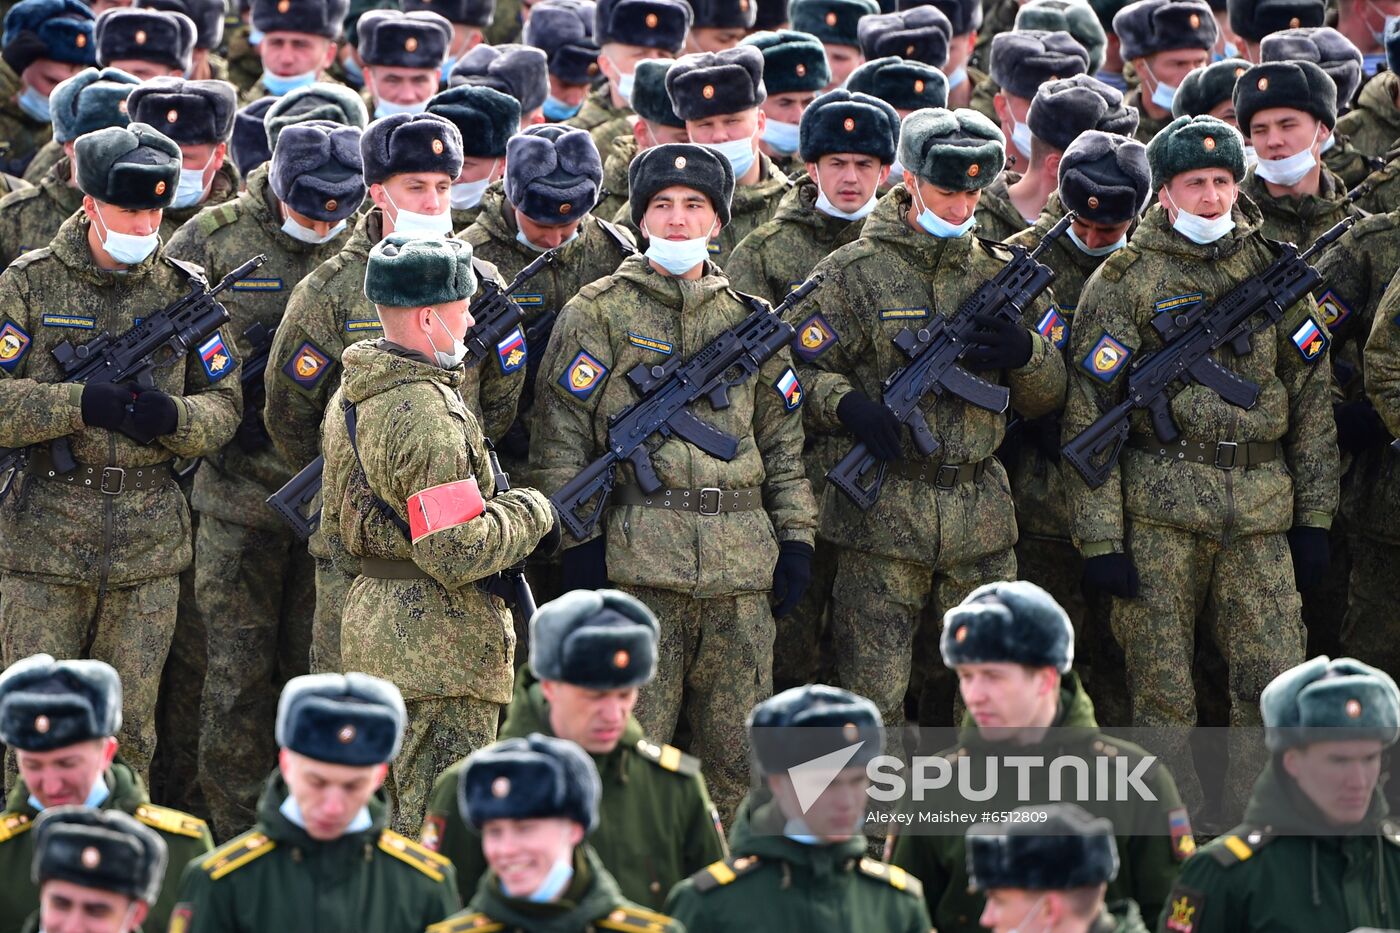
{"left": 310, "top": 553, "right": 356, "bottom": 674}
{"left": 625, "top": 585, "right": 776, "bottom": 826}
{"left": 1110, "top": 520, "right": 1305, "bottom": 815}
{"left": 1341, "top": 531, "right": 1400, "bottom": 677}
{"left": 150, "top": 557, "right": 207, "bottom": 817}
{"left": 196, "top": 515, "right": 316, "bottom": 840}
{"left": 0, "top": 572, "right": 179, "bottom": 781}
{"left": 830, "top": 545, "right": 1016, "bottom": 736}
{"left": 388, "top": 695, "right": 500, "bottom": 836}
{"left": 772, "top": 540, "right": 837, "bottom": 692}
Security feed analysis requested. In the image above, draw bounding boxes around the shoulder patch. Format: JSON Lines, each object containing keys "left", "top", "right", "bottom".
{"left": 595, "top": 904, "right": 679, "bottom": 931}
{"left": 198, "top": 331, "right": 235, "bottom": 383}
{"left": 200, "top": 831, "right": 275, "bottom": 880}
{"left": 1315, "top": 289, "right": 1351, "bottom": 332}
{"left": 690, "top": 855, "right": 762, "bottom": 892}
{"left": 196, "top": 202, "right": 240, "bottom": 236}
{"left": 577, "top": 276, "right": 615, "bottom": 302}
{"left": 1168, "top": 807, "right": 1195, "bottom": 862}
{"left": 773, "top": 366, "right": 802, "bottom": 411}
{"left": 1163, "top": 885, "right": 1204, "bottom": 933}
{"left": 794, "top": 312, "right": 839, "bottom": 362}
{"left": 378, "top": 829, "right": 452, "bottom": 882}
{"left": 635, "top": 738, "right": 701, "bottom": 775}
{"left": 1208, "top": 826, "right": 1274, "bottom": 867}
{"left": 281, "top": 340, "right": 333, "bottom": 390}
{"left": 135, "top": 803, "right": 208, "bottom": 840}
{"left": 497, "top": 326, "right": 527, "bottom": 373}
{"left": 857, "top": 857, "right": 924, "bottom": 898}
{"left": 426, "top": 912, "right": 504, "bottom": 933}
{"left": 1036, "top": 306, "right": 1068, "bottom": 351}
{"left": 345, "top": 317, "right": 383, "bottom": 333}
{"left": 1081, "top": 333, "right": 1131, "bottom": 382}
{"left": 559, "top": 348, "right": 608, "bottom": 400}
{"left": 0, "top": 811, "right": 33, "bottom": 844}
{"left": 0, "top": 319, "right": 32, "bottom": 372}
{"left": 7, "top": 245, "right": 53, "bottom": 271}
{"left": 1290, "top": 318, "right": 1328, "bottom": 362}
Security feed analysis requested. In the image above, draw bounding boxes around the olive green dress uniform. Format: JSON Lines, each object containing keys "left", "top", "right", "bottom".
{"left": 888, "top": 674, "right": 1189, "bottom": 933}
{"left": 421, "top": 669, "right": 727, "bottom": 910}
{"left": 530, "top": 253, "right": 818, "bottom": 821}
{"left": 664, "top": 796, "right": 933, "bottom": 933}
{"left": 973, "top": 169, "right": 1030, "bottom": 242}
{"left": 794, "top": 184, "right": 1065, "bottom": 734}
{"left": 1334, "top": 70, "right": 1400, "bottom": 161}
{"left": 0, "top": 60, "right": 53, "bottom": 176}
{"left": 321, "top": 338, "right": 556, "bottom": 832}
{"left": 1061, "top": 198, "right": 1338, "bottom": 811}
{"left": 264, "top": 206, "right": 520, "bottom": 674}
{"left": 0, "top": 759, "right": 212, "bottom": 933}
{"left": 1240, "top": 167, "right": 1357, "bottom": 249}
{"left": 172, "top": 774, "right": 460, "bottom": 932}
{"left": 163, "top": 165, "right": 352, "bottom": 839}
{"left": 0, "top": 155, "right": 81, "bottom": 269}
{"left": 0, "top": 212, "right": 241, "bottom": 778}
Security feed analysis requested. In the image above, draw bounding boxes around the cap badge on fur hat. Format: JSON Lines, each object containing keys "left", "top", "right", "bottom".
{"left": 1189, "top": 12, "right": 1199, "bottom": 26}
{"left": 1289, "top": 15, "right": 1300, "bottom": 26}
{"left": 278, "top": 0, "right": 289, "bottom": 11}
{"left": 646, "top": 11, "right": 658, "bottom": 26}
{"left": 166, "top": 109, "right": 178, "bottom": 123}
{"left": 842, "top": 721, "right": 859, "bottom": 741}
{"left": 1203, "top": 136, "right": 1215, "bottom": 150}
{"left": 432, "top": 137, "right": 444, "bottom": 154}
{"left": 34, "top": 715, "right": 50, "bottom": 734}
{"left": 843, "top": 116, "right": 854, "bottom": 131}
{"left": 1347, "top": 698, "right": 1363, "bottom": 718}
{"left": 492, "top": 776, "right": 510, "bottom": 797}
{"left": 826, "top": 10, "right": 837, "bottom": 24}
{"left": 406, "top": 36, "right": 418, "bottom": 51}
{"left": 674, "top": 154, "right": 686, "bottom": 168}
{"left": 703, "top": 84, "right": 715, "bottom": 98}
{"left": 155, "top": 179, "right": 166, "bottom": 195}
{"left": 914, "top": 78, "right": 924, "bottom": 92}
{"left": 77, "top": 33, "right": 87, "bottom": 47}
{"left": 796, "top": 62, "right": 806, "bottom": 76}
{"left": 954, "top": 624, "right": 968, "bottom": 641}
{"left": 135, "top": 29, "right": 147, "bottom": 43}
{"left": 338, "top": 724, "right": 356, "bottom": 743}
{"left": 613, "top": 650, "right": 629, "bottom": 668}
{"left": 81, "top": 847, "right": 101, "bottom": 870}
{"left": 1088, "top": 195, "right": 1099, "bottom": 208}
{"left": 968, "top": 163, "right": 979, "bottom": 176}
{"left": 1257, "top": 76, "right": 1268, "bottom": 90}
{"left": 118, "top": 99, "right": 127, "bottom": 113}
{"left": 325, "top": 198, "right": 337, "bottom": 211}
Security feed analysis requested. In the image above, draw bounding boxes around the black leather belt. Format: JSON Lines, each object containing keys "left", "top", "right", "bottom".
{"left": 29, "top": 452, "right": 173, "bottom": 494}
{"left": 612, "top": 484, "right": 763, "bottom": 515}
{"left": 1127, "top": 437, "right": 1282, "bottom": 470}
{"left": 887, "top": 458, "right": 989, "bottom": 489}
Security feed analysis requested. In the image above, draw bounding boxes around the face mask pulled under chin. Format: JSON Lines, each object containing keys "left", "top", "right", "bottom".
{"left": 912, "top": 185, "right": 974, "bottom": 238}
{"left": 642, "top": 221, "right": 715, "bottom": 275}
{"left": 262, "top": 68, "right": 319, "bottom": 96}
{"left": 1166, "top": 189, "right": 1236, "bottom": 245}
{"left": 813, "top": 167, "right": 877, "bottom": 221}
{"left": 384, "top": 191, "right": 454, "bottom": 236}
{"left": 1253, "top": 128, "right": 1320, "bottom": 187}
{"left": 93, "top": 207, "right": 160, "bottom": 265}
{"left": 1067, "top": 224, "right": 1127, "bottom": 256}
{"left": 281, "top": 211, "right": 347, "bottom": 244}
{"left": 426, "top": 309, "right": 468, "bottom": 368}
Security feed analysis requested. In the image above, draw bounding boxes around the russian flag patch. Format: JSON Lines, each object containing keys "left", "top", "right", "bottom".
{"left": 1291, "top": 319, "right": 1327, "bottom": 362}
{"left": 1037, "top": 306, "right": 1068, "bottom": 350}
{"left": 774, "top": 367, "right": 802, "bottom": 411}
{"left": 199, "top": 331, "right": 234, "bottom": 383}
{"left": 496, "top": 327, "right": 526, "bottom": 374}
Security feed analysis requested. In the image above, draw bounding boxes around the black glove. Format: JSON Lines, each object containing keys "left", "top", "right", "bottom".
{"left": 560, "top": 535, "right": 608, "bottom": 592}
{"left": 1288, "top": 526, "right": 1330, "bottom": 592}
{"left": 1024, "top": 413, "right": 1063, "bottom": 462}
{"left": 80, "top": 382, "right": 132, "bottom": 430}
{"left": 836, "top": 391, "right": 903, "bottom": 461}
{"left": 1081, "top": 552, "right": 1140, "bottom": 599}
{"left": 1333, "top": 399, "right": 1388, "bottom": 454}
{"left": 771, "top": 540, "right": 814, "bottom": 619}
{"left": 2, "top": 31, "right": 48, "bottom": 76}
{"left": 963, "top": 313, "right": 1033, "bottom": 371}
{"left": 128, "top": 384, "right": 179, "bottom": 440}
{"left": 530, "top": 505, "right": 563, "bottom": 562}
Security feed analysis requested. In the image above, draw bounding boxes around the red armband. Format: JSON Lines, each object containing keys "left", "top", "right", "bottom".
{"left": 407, "top": 477, "right": 485, "bottom": 543}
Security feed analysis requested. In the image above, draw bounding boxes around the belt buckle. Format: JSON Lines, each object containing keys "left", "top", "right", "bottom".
{"left": 935, "top": 465, "right": 959, "bottom": 489}
{"left": 99, "top": 467, "right": 126, "bottom": 495}
{"left": 1214, "top": 442, "right": 1239, "bottom": 471}
{"left": 698, "top": 487, "right": 722, "bottom": 515}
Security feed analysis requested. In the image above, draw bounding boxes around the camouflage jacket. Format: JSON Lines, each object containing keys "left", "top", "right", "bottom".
{"left": 164, "top": 163, "right": 351, "bottom": 530}
{"left": 1323, "top": 131, "right": 1378, "bottom": 188}
{"left": 0, "top": 154, "right": 81, "bottom": 268}
{"left": 224, "top": 23, "right": 263, "bottom": 93}
{"left": 19, "top": 139, "right": 61, "bottom": 187}
{"left": 1351, "top": 153, "right": 1400, "bottom": 214}
{"left": 1356, "top": 216, "right": 1400, "bottom": 545}
{"left": 1335, "top": 71, "right": 1400, "bottom": 161}
{"left": 1240, "top": 167, "right": 1357, "bottom": 250}
{"left": 0, "top": 60, "right": 52, "bottom": 176}
{"left": 531, "top": 253, "right": 817, "bottom": 596}
{"left": 962, "top": 67, "right": 998, "bottom": 124}
{"left": 970, "top": 0, "right": 1018, "bottom": 71}
{"left": 323, "top": 340, "right": 554, "bottom": 702}
{"left": 1062, "top": 199, "right": 1338, "bottom": 554}
{"left": 973, "top": 170, "right": 1031, "bottom": 243}
{"left": 0, "top": 212, "right": 241, "bottom": 584}
{"left": 597, "top": 131, "right": 638, "bottom": 223}
{"left": 158, "top": 159, "right": 242, "bottom": 242}
{"left": 1127, "top": 88, "right": 1172, "bottom": 146}
{"left": 795, "top": 184, "right": 1064, "bottom": 563}
{"left": 568, "top": 83, "right": 631, "bottom": 150}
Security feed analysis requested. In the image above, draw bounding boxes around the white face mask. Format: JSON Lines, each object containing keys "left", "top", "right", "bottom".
{"left": 451, "top": 162, "right": 498, "bottom": 210}
{"left": 384, "top": 190, "right": 453, "bottom": 236}
{"left": 912, "top": 184, "right": 974, "bottom": 238}
{"left": 1166, "top": 188, "right": 1236, "bottom": 244}
{"left": 1144, "top": 63, "right": 1178, "bottom": 111}
{"left": 172, "top": 151, "right": 216, "bottom": 209}
{"left": 607, "top": 56, "right": 635, "bottom": 103}
{"left": 642, "top": 220, "right": 716, "bottom": 275}
{"left": 1010, "top": 117, "right": 1034, "bottom": 159}
{"left": 1253, "top": 127, "right": 1320, "bottom": 187}
{"left": 762, "top": 118, "right": 801, "bottom": 155}
{"left": 93, "top": 206, "right": 159, "bottom": 265}
{"left": 374, "top": 97, "right": 428, "bottom": 119}
{"left": 813, "top": 166, "right": 877, "bottom": 221}
{"left": 888, "top": 157, "right": 904, "bottom": 177}
{"left": 1007, "top": 894, "right": 1050, "bottom": 933}
{"left": 1243, "top": 144, "right": 1259, "bottom": 168}
{"left": 281, "top": 211, "right": 347, "bottom": 244}
{"left": 703, "top": 133, "right": 758, "bottom": 179}
{"left": 1067, "top": 224, "right": 1127, "bottom": 256}
{"left": 426, "top": 309, "right": 468, "bottom": 368}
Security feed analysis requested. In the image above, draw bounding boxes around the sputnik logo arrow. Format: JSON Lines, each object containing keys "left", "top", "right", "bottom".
{"left": 788, "top": 740, "right": 865, "bottom": 813}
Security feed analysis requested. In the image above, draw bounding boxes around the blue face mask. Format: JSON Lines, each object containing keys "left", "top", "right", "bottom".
{"left": 29, "top": 777, "right": 110, "bottom": 813}
{"left": 17, "top": 84, "right": 50, "bottom": 123}
{"left": 501, "top": 856, "right": 575, "bottom": 902}
{"left": 543, "top": 94, "right": 583, "bottom": 121}
{"left": 374, "top": 98, "right": 428, "bottom": 119}
{"left": 1095, "top": 69, "right": 1128, "bottom": 92}
{"left": 343, "top": 56, "right": 365, "bottom": 87}
{"left": 1144, "top": 63, "right": 1178, "bottom": 112}
{"left": 262, "top": 68, "right": 319, "bottom": 96}
{"left": 946, "top": 65, "right": 967, "bottom": 90}
{"left": 1220, "top": 39, "right": 1241, "bottom": 59}
{"left": 704, "top": 134, "right": 757, "bottom": 179}
{"left": 761, "top": 118, "right": 801, "bottom": 155}
{"left": 440, "top": 59, "right": 456, "bottom": 84}
{"left": 912, "top": 185, "right": 974, "bottom": 238}
{"left": 248, "top": 25, "right": 265, "bottom": 45}
{"left": 1363, "top": 51, "right": 1389, "bottom": 75}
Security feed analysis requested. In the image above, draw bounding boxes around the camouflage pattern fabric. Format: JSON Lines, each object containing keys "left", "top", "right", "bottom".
{"left": 0, "top": 155, "right": 82, "bottom": 269}
{"left": 1334, "top": 71, "right": 1400, "bottom": 161}
{"left": 0, "top": 60, "right": 52, "bottom": 176}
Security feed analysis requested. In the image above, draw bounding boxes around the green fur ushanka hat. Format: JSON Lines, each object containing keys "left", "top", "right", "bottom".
{"left": 364, "top": 234, "right": 478, "bottom": 308}
{"left": 1261, "top": 656, "right": 1400, "bottom": 752}
{"left": 896, "top": 107, "right": 1004, "bottom": 192}
{"left": 75, "top": 122, "right": 181, "bottom": 209}
{"left": 1147, "top": 114, "right": 1245, "bottom": 190}
{"left": 799, "top": 88, "right": 900, "bottom": 164}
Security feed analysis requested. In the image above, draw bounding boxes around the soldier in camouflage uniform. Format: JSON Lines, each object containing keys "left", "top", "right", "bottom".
{"left": 1061, "top": 115, "right": 1338, "bottom": 813}
{"left": 427, "top": 85, "right": 518, "bottom": 232}
{"left": 437, "top": 733, "right": 684, "bottom": 932}
{"left": 975, "top": 31, "right": 1091, "bottom": 238}
{"left": 665, "top": 685, "right": 934, "bottom": 932}
{"left": 321, "top": 234, "right": 557, "bottom": 832}
{"left": 1232, "top": 62, "right": 1358, "bottom": 250}
{"left": 789, "top": 0, "right": 876, "bottom": 92}
{"left": 532, "top": 143, "right": 816, "bottom": 822}
{"left": 27, "top": 807, "right": 166, "bottom": 933}
{"left": 0, "top": 0, "right": 95, "bottom": 177}
{"left": 265, "top": 112, "right": 517, "bottom": 675}
{"left": 967, "top": 0, "right": 1108, "bottom": 127}
{"left": 172, "top": 673, "right": 460, "bottom": 931}
{"left": 165, "top": 121, "right": 365, "bottom": 840}
{"left": 93, "top": 7, "right": 194, "bottom": 82}
{"left": 126, "top": 78, "right": 243, "bottom": 244}
{"left": 422, "top": 589, "right": 727, "bottom": 910}
{"left": 240, "top": 0, "right": 348, "bottom": 104}
{"left": 727, "top": 90, "right": 898, "bottom": 692}
{"left": 357, "top": 10, "right": 455, "bottom": 122}
{"left": 793, "top": 108, "right": 1064, "bottom": 734}
{"left": 567, "top": 0, "right": 689, "bottom": 149}
{"left": 0, "top": 66, "right": 136, "bottom": 268}
{"left": 918, "top": 0, "right": 986, "bottom": 112}
{"left": 746, "top": 30, "right": 828, "bottom": 176}
{"left": 1113, "top": 0, "right": 1215, "bottom": 146}
{"left": 595, "top": 58, "right": 687, "bottom": 221}
{"left": 1334, "top": 20, "right": 1400, "bottom": 161}
{"left": 888, "top": 582, "right": 1188, "bottom": 932}
{"left": 523, "top": 0, "right": 599, "bottom": 124}
{"left": 1259, "top": 27, "right": 1374, "bottom": 188}
{"left": 0, "top": 655, "right": 212, "bottom": 933}
{"left": 1003, "top": 131, "right": 1151, "bottom": 728}
{"left": 968, "top": 804, "right": 1150, "bottom": 933}
{"left": 223, "top": 6, "right": 264, "bottom": 93}
{"left": 0, "top": 124, "right": 240, "bottom": 780}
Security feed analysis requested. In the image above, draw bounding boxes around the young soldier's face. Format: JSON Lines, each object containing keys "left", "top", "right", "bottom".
{"left": 687, "top": 26, "right": 747, "bottom": 52}
{"left": 686, "top": 107, "right": 763, "bottom": 146}
{"left": 1070, "top": 215, "right": 1133, "bottom": 251}
{"left": 1247, "top": 107, "right": 1328, "bottom": 163}
{"left": 810, "top": 152, "right": 889, "bottom": 212}
{"left": 956, "top": 662, "right": 1058, "bottom": 732}
{"left": 905, "top": 172, "right": 981, "bottom": 225}
{"left": 1139, "top": 48, "right": 1211, "bottom": 91}
{"left": 457, "top": 155, "right": 505, "bottom": 185}
{"left": 39, "top": 880, "right": 145, "bottom": 933}
{"left": 643, "top": 185, "right": 720, "bottom": 241}
{"left": 20, "top": 59, "right": 84, "bottom": 97}
{"left": 364, "top": 65, "right": 440, "bottom": 107}
{"left": 259, "top": 31, "right": 336, "bottom": 77}
{"left": 16, "top": 737, "right": 117, "bottom": 809}
{"left": 372, "top": 172, "right": 454, "bottom": 221}
{"left": 821, "top": 43, "right": 862, "bottom": 91}
{"left": 1159, "top": 167, "right": 1236, "bottom": 219}
{"left": 1207, "top": 98, "right": 1238, "bottom": 129}
{"left": 1283, "top": 739, "right": 1384, "bottom": 827}
{"left": 481, "top": 817, "right": 584, "bottom": 897}
{"left": 83, "top": 198, "right": 163, "bottom": 237}
{"left": 598, "top": 42, "right": 672, "bottom": 83}
{"left": 767, "top": 767, "right": 869, "bottom": 841}
{"left": 540, "top": 680, "right": 639, "bottom": 753}
{"left": 635, "top": 120, "right": 690, "bottom": 149}
{"left": 279, "top": 749, "right": 389, "bottom": 840}
{"left": 514, "top": 210, "right": 584, "bottom": 249}
{"left": 762, "top": 91, "right": 819, "bottom": 129}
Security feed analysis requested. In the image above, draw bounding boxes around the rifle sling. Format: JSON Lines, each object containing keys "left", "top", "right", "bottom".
{"left": 1126, "top": 436, "right": 1281, "bottom": 470}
